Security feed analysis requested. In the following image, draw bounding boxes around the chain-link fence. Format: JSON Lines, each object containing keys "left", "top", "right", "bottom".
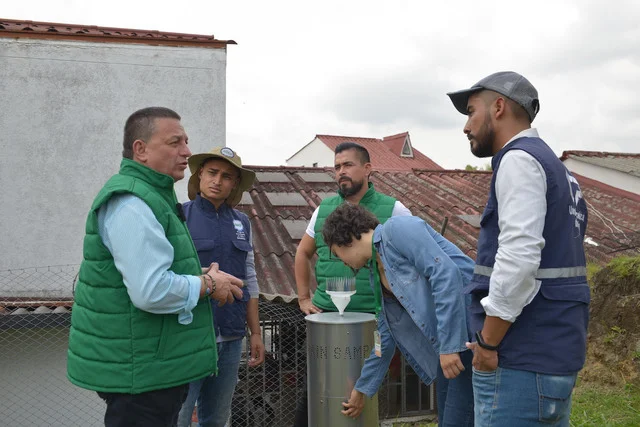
{"left": 1, "top": 266, "right": 434, "bottom": 426}
{"left": 229, "top": 300, "right": 307, "bottom": 427}
{"left": 0, "top": 265, "right": 104, "bottom": 426}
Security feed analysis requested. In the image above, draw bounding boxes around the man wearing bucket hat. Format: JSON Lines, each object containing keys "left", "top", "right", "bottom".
{"left": 447, "top": 72, "right": 589, "bottom": 426}
{"left": 177, "top": 147, "right": 265, "bottom": 427}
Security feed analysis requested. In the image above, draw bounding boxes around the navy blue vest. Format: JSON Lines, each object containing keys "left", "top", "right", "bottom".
{"left": 467, "top": 136, "right": 590, "bottom": 375}
{"left": 183, "top": 195, "right": 252, "bottom": 337}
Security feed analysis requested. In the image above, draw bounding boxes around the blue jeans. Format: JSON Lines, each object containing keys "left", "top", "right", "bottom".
{"left": 436, "top": 349, "right": 475, "bottom": 427}
{"left": 472, "top": 366, "right": 577, "bottom": 426}
{"left": 177, "top": 339, "right": 243, "bottom": 427}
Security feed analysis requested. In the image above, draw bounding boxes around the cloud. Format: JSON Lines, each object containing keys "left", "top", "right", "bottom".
{"left": 530, "top": 0, "right": 640, "bottom": 74}
{"left": 2, "top": 0, "right": 638, "bottom": 168}
{"left": 320, "top": 67, "right": 461, "bottom": 129}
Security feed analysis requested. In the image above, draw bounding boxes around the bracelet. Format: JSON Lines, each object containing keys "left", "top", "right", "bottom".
{"left": 475, "top": 330, "right": 499, "bottom": 351}
{"left": 206, "top": 273, "right": 217, "bottom": 295}
{"left": 202, "top": 274, "right": 213, "bottom": 296}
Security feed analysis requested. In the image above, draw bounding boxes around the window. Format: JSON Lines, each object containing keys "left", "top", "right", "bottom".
{"left": 400, "top": 138, "right": 414, "bottom": 158}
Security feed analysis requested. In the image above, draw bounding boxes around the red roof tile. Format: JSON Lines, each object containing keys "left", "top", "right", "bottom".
{"left": 382, "top": 132, "right": 409, "bottom": 157}
{"left": 316, "top": 133, "right": 443, "bottom": 171}
{"left": 561, "top": 150, "right": 640, "bottom": 178}
{"left": 4, "top": 165, "right": 637, "bottom": 305}
{"left": 235, "top": 166, "right": 640, "bottom": 301}
{"left": 0, "top": 18, "right": 234, "bottom": 48}
{"left": 560, "top": 151, "right": 640, "bottom": 160}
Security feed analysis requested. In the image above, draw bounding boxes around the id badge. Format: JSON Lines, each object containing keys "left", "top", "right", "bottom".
{"left": 374, "top": 330, "right": 381, "bottom": 357}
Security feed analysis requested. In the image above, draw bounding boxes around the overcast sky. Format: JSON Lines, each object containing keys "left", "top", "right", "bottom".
{"left": 4, "top": 0, "right": 639, "bottom": 169}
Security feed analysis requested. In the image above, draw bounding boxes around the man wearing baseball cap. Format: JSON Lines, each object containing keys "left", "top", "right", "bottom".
{"left": 177, "top": 147, "right": 265, "bottom": 427}
{"left": 447, "top": 72, "right": 589, "bottom": 426}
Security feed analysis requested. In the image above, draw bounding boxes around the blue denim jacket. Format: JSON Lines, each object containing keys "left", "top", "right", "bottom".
{"left": 355, "top": 216, "right": 474, "bottom": 397}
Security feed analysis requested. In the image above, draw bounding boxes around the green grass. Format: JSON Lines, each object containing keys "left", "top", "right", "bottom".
{"left": 586, "top": 262, "right": 602, "bottom": 284}
{"left": 570, "top": 384, "right": 640, "bottom": 426}
{"left": 391, "top": 384, "right": 640, "bottom": 427}
{"left": 608, "top": 256, "right": 640, "bottom": 281}
{"left": 392, "top": 423, "right": 436, "bottom": 427}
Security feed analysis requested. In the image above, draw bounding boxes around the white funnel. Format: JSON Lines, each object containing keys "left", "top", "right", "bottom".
{"left": 326, "top": 277, "right": 357, "bottom": 315}
{"left": 326, "top": 291, "right": 355, "bottom": 315}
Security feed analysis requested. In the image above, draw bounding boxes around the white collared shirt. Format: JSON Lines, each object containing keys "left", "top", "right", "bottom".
{"left": 480, "top": 128, "right": 547, "bottom": 323}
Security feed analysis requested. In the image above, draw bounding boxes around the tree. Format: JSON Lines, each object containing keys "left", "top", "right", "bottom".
{"left": 465, "top": 164, "right": 492, "bottom": 171}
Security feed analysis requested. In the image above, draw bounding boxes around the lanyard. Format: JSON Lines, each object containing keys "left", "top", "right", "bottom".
{"left": 371, "top": 240, "right": 382, "bottom": 319}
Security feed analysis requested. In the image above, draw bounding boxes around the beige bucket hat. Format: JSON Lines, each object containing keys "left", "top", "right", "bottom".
{"left": 187, "top": 147, "right": 256, "bottom": 206}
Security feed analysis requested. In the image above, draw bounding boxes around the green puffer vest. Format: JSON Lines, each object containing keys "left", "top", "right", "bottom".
{"left": 67, "top": 159, "right": 217, "bottom": 394}
{"left": 313, "top": 183, "right": 396, "bottom": 312}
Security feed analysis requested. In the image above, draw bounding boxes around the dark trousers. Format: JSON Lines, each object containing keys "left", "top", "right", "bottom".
{"left": 97, "top": 384, "right": 189, "bottom": 427}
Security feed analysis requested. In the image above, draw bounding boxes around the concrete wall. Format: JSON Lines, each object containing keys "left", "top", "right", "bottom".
{"left": 564, "top": 158, "right": 640, "bottom": 194}
{"left": 0, "top": 38, "right": 228, "bottom": 296}
{"left": 286, "top": 138, "right": 334, "bottom": 167}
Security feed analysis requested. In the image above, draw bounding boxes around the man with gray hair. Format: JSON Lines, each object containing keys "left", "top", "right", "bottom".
{"left": 447, "top": 72, "right": 589, "bottom": 426}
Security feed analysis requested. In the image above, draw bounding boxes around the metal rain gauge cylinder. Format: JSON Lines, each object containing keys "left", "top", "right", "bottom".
{"left": 306, "top": 307, "right": 379, "bottom": 426}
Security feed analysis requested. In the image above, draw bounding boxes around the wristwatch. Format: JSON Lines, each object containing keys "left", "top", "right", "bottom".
{"left": 475, "top": 330, "right": 499, "bottom": 351}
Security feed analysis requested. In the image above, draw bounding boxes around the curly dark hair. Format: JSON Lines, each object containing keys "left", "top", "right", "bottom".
{"left": 322, "top": 203, "right": 380, "bottom": 248}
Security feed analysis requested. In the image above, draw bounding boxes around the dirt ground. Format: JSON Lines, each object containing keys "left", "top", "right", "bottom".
{"left": 580, "top": 257, "right": 640, "bottom": 387}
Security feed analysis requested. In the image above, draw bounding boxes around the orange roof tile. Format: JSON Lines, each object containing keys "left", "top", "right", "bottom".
{"left": 4, "top": 166, "right": 638, "bottom": 305}
{"left": 316, "top": 133, "right": 443, "bottom": 171}
{"left": 0, "top": 18, "right": 234, "bottom": 48}
{"left": 230, "top": 165, "right": 640, "bottom": 301}
{"left": 561, "top": 150, "right": 640, "bottom": 178}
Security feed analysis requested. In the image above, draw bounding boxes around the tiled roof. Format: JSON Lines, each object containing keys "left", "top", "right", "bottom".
{"left": 0, "top": 299, "right": 71, "bottom": 327}
{"left": 0, "top": 18, "right": 234, "bottom": 48}
{"left": 316, "top": 133, "right": 443, "bottom": 171}
{"left": 382, "top": 132, "right": 411, "bottom": 157}
{"left": 0, "top": 299, "right": 71, "bottom": 314}
{"left": 233, "top": 166, "right": 640, "bottom": 302}
{"left": 561, "top": 151, "right": 640, "bottom": 178}
{"left": 3, "top": 166, "right": 638, "bottom": 307}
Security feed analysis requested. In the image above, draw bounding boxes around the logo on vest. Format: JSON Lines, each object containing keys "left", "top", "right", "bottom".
{"left": 233, "top": 219, "right": 246, "bottom": 240}
{"left": 566, "top": 171, "right": 585, "bottom": 237}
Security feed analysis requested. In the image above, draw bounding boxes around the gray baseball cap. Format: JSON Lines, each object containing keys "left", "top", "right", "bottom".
{"left": 447, "top": 71, "right": 540, "bottom": 122}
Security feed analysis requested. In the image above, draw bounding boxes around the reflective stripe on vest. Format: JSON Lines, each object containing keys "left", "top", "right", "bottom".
{"left": 474, "top": 265, "right": 587, "bottom": 279}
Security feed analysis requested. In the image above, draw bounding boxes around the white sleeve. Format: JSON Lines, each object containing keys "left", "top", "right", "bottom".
{"left": 305, "top": 207, "right": 320, "bottom": 238}
{"left": 481, "top": 150, "right": 547, "bottom": 323}
{"left": 391, "top": 201, "right": 412, "bottom": 217}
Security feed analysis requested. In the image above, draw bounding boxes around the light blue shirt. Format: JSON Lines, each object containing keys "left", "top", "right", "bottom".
{"left": 97, "top": 194, "right": 202, "bottom": 325}
{"left": 242, "top": 225, "right": 259, "bottom": 298}
{"left": 355, "top": 216, "right": 474, "bottom": 397}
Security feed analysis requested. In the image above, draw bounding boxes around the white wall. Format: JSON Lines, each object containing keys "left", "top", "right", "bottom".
{"left": 564, "top": 158, "right": 640, "bottom": 194}
{"left": 0, "top": 38, "right": 228, "bottom": 296}
{"left": 286, "top": 138, "right": 334, "bottom": 167}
